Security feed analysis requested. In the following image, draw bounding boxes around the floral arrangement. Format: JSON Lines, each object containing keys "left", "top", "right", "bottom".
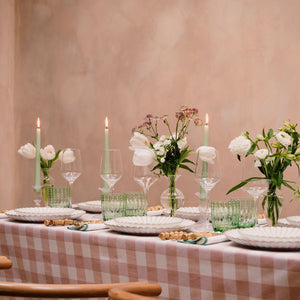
{"left": 18, "top": 143, "right": 75, "bottom": 186}
{"left": 227, "top": 121, "right": 300, "bottom": 225}
{"left": 129, "top": 106, "right": 202, "bottom": 215}
{"left": 130, "top": 106, "right": 202, "bottom": 175}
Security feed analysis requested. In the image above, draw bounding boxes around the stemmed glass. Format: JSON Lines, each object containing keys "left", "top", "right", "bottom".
{"left": 241, "top": 158, "right": 269, "bottom": 225}
{"left": 194, "top": 148, "right": 221, "bottom": 231}
{"left": 133, "top": 165, "right": 158, "bottom": 201}
{"left": 60, "top": 148, "right": 82, "bottom": 205}
{"left": 99, "top": 149, "right": 122, "bottom": 192}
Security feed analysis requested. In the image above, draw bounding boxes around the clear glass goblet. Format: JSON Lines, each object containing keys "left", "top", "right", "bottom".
{"left": 194, "top": 148, "right": 221, "bottom": 231}
{"left": 133, "top": 165, "right": 158, "bottom": 203}
{"left": 241, "top": 158, "right": 269, "bottom": 225}
{"left": 60, "top": 148, "right": 82, "bottom": 205}
{"left": 99, "top": 149, "right": 122, "bottom": 192}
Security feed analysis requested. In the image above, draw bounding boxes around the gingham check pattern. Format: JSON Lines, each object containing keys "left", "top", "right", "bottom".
{"left": 0, "top": 218, "right": 299, "bottom": 299}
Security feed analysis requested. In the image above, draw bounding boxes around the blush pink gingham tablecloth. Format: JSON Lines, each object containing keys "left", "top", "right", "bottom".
{"left": 0, "top": 217, "right": 299, "bottom": 300}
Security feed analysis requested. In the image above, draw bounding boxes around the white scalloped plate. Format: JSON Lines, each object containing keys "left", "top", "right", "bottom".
{"left": 147, "top": 209, "right": 165, "bottom": 216}
{"left": 114, "top": 216, "right": 183, "bottom": 228}
{"left": 286, "top": 216, "right": 300, "bottom": 227}
{"left": 238, "top": 227, "right": 300, "bottom": 242}
{"left": 105, "top": 219, "right": 195, "bottom": 235}
{"left": 77, "top": 201, "right": 102, "bottom": 213}
{"left": 5, "top": 209, "right": 85, "bottom": 222}
{"left": 225, "top": 228, "right": 300, "bottom": 249}
{"left": 174, "top": 207, "right": 210, "bottom": 222}
{"left": 14, "top": 207, "right": 75, "bottom": 216}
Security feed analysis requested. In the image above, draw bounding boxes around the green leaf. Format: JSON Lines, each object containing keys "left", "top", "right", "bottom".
{"left": 267, "top": 129, "right": 273, "bottom": 139}
{"left": 246, "top": 143, "right": 257, "bottom": 156}
{"left": 282, "top": 180, "right": 296, "bottom": 191}
{"left": 227, "top": 177, "right": 266, "bottom": 194}
{"left": 179, "top": 164, "right": 194, "bottom": 173}
{"left": 182, "top": 158, "right": 195, "bottom": 165}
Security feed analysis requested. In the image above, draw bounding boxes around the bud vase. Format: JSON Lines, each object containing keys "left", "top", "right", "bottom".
{"left": 262, "top": 190, "right": 284, "bottom": 226}
{"left": 41, "top": 168, "right": 53, "bottom": 205}
{"left": 160, "top": 175, "right": 184, "bottom": 217}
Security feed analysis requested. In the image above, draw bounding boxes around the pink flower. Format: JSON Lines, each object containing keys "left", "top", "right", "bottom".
{"left": 194, "top": 118, "right": 202, "bottom": 126}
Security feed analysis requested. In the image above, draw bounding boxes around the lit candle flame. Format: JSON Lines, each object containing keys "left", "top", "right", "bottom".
{"left": 105, "top": 117, "right": 109, "bottom": 129}
{"left": 205, "top": 113, "right": 209, "bottom": 126}
{"left": 37, "top": 117, "right": 41, "bottom": 128}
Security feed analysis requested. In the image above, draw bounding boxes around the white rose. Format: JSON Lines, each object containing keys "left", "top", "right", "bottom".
{"left": 228, "top": 136, "right": 251, "bottom": 156}
{"left": 40, "top": 145, "right": 56, "bottom": 160}
{"left": 177, "top": 137, "right": 187, "bottom": 149}
{"left": 160, "top": 157, "right": 165, "bottom": 163}
{"left": 17, "top": 143, "right": 36, "bottom": 159}
{"left": 129, "top": 132, "right": 150, "bottom": 150}
{"left": 59, "top": 148, "right": 75, "bottom": 163}
{"left": 276, "top": 131, "right": 292, "bottom": 147}
{"left": 254, "top": 149, "right": 269, "bottom": 160}
{"left": 132, "top": 148, "right": 155, "bottom": 166}
{"left": 196, "top": 146, "right": 217, "bottom": 164}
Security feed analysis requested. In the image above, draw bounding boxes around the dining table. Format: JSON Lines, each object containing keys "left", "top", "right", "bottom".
{"left": 0, "top": 214, "right": 299, "bottom": 300}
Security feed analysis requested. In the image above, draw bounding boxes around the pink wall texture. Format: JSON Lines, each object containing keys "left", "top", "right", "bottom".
{"left": 1, "top": 0, "right": 299, "bottom": 217}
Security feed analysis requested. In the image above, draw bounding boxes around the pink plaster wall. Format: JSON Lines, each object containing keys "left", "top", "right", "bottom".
{"left": 2, "top": 0, "right": 300, "bottom": 216}
{"left": 0, "top": 0, "right": 15, "bottom": 208}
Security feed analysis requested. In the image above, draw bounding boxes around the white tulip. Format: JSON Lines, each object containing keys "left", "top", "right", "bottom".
{"left": 17, "top": 143, "right": 36, "bottom": 159}
{"left": 196, "top": 146, "right": 217, "bottom": 164}
{"left": 133, "top": 148, "right": 155, "bottom": 166}
{"left": 276, "top": 131, "right": 292, "bottom": 147}
{"left": 129, "top": 132, "right": 150, "bottom": 150}
{"left": 40, "top": 145, "right": 56, "bottom": 160}
{"left": 254, "top": 149, "right": 269, "bottom": 160}
{"left": 59, "top": 148, "right": 75, "bottom": 163}
{"left": 228, "top": 136, "right": 251, "bottom": 156}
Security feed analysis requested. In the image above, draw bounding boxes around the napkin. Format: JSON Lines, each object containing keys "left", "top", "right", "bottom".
{"left": 68, "top": 223, "right": 107, "bottom": 231}
{"left": 178, "top": 234, "right": 229, "bottom": 245}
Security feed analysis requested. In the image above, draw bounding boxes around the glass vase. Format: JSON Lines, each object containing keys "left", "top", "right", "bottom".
{"left": 160, "top": 175, "right": 184, "bottom": 217}
{"left": 41, "top": 168, "right": 53, "bottom": 205}
{"left": 262, "top": 188, "right": 284, "bottom": 226}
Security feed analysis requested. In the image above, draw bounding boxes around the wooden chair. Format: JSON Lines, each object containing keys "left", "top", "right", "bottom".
{"left": 0, "top": 256, "right": 162, "bottom": 299}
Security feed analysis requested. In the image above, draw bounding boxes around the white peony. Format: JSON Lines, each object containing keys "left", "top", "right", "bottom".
{"left": 40, "top": 145, "right": 56, "bottom": 160}
{"left": 129, "top": 132, "right": 150, "bottom": 150}
{"left": 276, "top": 131, "right": 292, "bottom": 147}
{"left": 132, "top": 148, "right": 155, "bottom": 166}
{"left": 196, "top": 146, "right": 216, "bottom": 164}
{"left": 177, "top": 137, "right": 187, "bottom": 149}
{"left": 59, "top": 148, "right": 75, "bottom": 163}
{"left": 254, "top": 149, "right": 269, "bottom": 160}
{"left": 17, "top": 143, "right": 36, "bottom": 159}
{"left": 228, "top": 136, "right": 251, "bottom": 156}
